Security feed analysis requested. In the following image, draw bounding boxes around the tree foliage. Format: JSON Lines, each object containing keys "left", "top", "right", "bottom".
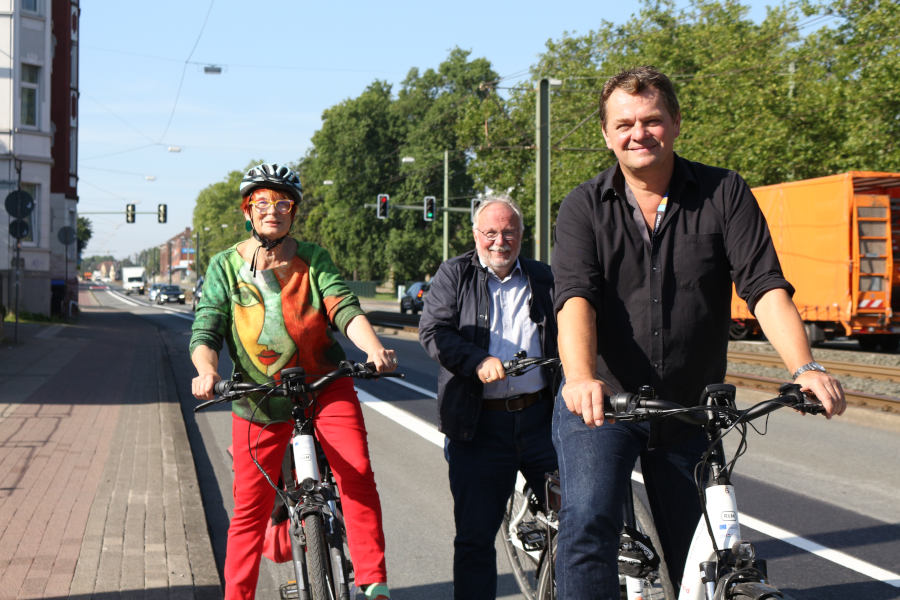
{"left": 179, "top": 2, "right": 899, "bottom": 285}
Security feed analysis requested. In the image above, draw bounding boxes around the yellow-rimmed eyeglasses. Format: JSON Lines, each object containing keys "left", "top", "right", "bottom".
{"left": 475, "top": 228, "right": 518, "bottom": 242}
{"left": 250, "top": 199, "right": 294, "bottom": 214}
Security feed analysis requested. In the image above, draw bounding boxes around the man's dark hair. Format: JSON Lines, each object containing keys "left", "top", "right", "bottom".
{"left": 599, "top": 66, "right": 680, "bottom": 127}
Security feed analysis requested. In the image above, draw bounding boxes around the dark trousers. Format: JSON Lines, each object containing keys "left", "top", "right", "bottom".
{"left": 551, "top": 388, "right": 707, "bottom": 600}
{"left": 444, "top": 398, "right": 558, "bottom": 600}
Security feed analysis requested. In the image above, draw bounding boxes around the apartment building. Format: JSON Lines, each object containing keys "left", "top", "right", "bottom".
{"left": 1, "top": 0, "right": 80, "bottom": 317}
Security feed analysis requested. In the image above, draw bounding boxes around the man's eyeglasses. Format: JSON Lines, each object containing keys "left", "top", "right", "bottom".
{"left": 476, "top": 228, "right": 518, "bottom": 242}
{"left": 250, "top": 199, "right": 294, "bottom": 214}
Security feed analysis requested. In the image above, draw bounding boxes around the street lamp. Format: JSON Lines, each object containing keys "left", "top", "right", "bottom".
{"left": 323, "top": 180, "right": 334, "bottom": 185}
{"left": 401, "top": 156, "right": 415, "bottom": 164}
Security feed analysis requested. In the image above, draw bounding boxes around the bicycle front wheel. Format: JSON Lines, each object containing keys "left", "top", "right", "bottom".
{"left": 499, "top": 488, "right": 546, "bottom": 599}
{"left": 304, "top": 513, "right": 331, "bottom": 600}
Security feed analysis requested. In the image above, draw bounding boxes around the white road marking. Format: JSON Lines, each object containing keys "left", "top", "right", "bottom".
{"left": 104, "top": 289, "right": 195, "bottom": 321}
{"left": 360, "top": 378, "right": 900, "bottom": 588}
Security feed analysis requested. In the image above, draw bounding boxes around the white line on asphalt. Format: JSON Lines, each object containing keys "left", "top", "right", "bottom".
{"left": 104, "top": 289, "right": 195, "bottom": 321}
{"left": 360, "top": 380, "right": 900, "bottom": 588}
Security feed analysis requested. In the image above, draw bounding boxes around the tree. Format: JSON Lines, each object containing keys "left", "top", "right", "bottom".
{"left": 191, "top": 167, "right": 251, "bottom": 276}
{"left": 76, "top": 216, "right": 92, "bottom": 260}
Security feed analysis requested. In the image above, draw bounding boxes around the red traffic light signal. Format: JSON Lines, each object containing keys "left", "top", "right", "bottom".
{"left": 376, "top": 194, "right": 389, "bottom": 219}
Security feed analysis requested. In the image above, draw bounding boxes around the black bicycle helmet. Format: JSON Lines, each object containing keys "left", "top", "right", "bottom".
{"left": 240, "top": 163, "right": 303, "bottom": 202}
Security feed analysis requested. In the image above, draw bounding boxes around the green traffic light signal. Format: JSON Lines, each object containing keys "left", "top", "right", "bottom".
{"left": 424, "top": 196, "right": 435, "bottom": 222}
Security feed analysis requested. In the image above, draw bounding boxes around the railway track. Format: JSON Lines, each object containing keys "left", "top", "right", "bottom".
{"left": 366, "top": 313, "right": 899, "bottom": 412}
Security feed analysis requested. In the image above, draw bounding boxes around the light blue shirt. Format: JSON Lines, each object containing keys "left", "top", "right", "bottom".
{"left": 479, "top": 259, "right": 547, "bottom": 399}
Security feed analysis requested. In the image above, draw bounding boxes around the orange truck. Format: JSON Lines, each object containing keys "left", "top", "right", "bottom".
{"left": 731, "top": 171, "right": 900, "bottom": 351}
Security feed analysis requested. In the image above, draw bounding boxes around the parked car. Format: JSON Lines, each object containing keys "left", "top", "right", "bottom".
{"left": 147, "top": 283, "right": 166, "bottom": 303}
{"left": 400, "top": 281, "right": 430, "bottom": 314}
{"left": 191, "top": 278, "right": 203, "bottom": 312}
{"left": 156, "top": 285, "right": 185, "bottom": 305}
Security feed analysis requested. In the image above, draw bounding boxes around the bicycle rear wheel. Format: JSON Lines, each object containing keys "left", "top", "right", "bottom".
{"left": 304, "top": 513, "right": 331, "bottom": 600}
{"left": 624, "top": 492, "right": 676, "bottom": 599}
{"left": 533, "top": 490, "right": 676, "bottom": 600}
{"left": 499, "top": 487, "right": 546, "bottom": 599}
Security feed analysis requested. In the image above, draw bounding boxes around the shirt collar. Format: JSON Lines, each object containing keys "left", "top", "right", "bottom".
{"left": 478, "top": 256, "right": 523, "bottom": 282}
{"left": 596, "top": 153, "right": 696, "bottom": 202}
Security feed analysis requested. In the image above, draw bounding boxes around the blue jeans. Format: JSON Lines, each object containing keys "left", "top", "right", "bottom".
{"left": 444, "top": 397, "right": 558, "bottom": 600}
{"left": 552, "top": 387, "right": 707, "bottom": 600}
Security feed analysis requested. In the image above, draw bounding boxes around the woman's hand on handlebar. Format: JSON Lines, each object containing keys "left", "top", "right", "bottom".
{"left": 366, "top": 347, "right": 399, "bottom": 373}
{"left": 192, "top": 371, "right": 222, "bottom": 401}
{"left": 562, "top": 377, "right": 611, "bottom": 428}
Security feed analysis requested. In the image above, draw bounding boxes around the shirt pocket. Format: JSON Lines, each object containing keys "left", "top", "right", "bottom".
{"left": 673, "top": 233, "right": 726, "bottom": 290}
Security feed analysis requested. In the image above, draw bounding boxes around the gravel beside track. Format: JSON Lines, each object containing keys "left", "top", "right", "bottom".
{"left": 728, "top": 341, "right": 900, "bottom": 399}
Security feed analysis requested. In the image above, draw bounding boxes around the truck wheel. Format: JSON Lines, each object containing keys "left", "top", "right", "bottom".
{"left": 729, "top": 321, "right": 750, "bottom": 340}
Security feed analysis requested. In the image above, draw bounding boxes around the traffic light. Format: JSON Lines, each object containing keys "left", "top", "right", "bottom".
{"left": 126, "top": 203, "right": 135, "bottom": 223}
{"left": 158, "top": 203, "right": 167, "bottom": 223}
{"left": 376, "top": 194, "right": 389, "bottom": 219}
{"left": 423, "top": 196, "right": 436, "bottom": 222}
{"left": 471, "top": 197, "right": 482, "bottom": 221}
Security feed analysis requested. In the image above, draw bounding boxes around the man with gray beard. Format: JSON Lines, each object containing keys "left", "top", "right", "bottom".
{"left": 419, "top": 195, "right": 558, "bottom": 600}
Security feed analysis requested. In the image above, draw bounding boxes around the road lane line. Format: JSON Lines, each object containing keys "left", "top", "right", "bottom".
{"left": 103, "top": 289, "right": 195, "bottom": 321}
{"left": 362, "top": 381, "right": 900, "bottom": 587}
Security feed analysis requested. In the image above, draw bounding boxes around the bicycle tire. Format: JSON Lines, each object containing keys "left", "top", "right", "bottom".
{"left": 499, "top": 488, "right": 544, "bottom": 598}
{"left": 327, "top": 514, "right": 352, "bottom": 600}
{"left": 304, "top": 513, "right": 331, "bottom": 600}
{"left": 532, "top": 490, "right": 677, "bottom": 600}
{"left": 631, "top": 492, "right": 677, "bottom": 599}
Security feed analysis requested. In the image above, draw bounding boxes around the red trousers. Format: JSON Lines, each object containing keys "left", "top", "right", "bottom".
{"left": 224, "top": 377, "right": 387, "bottom": 599}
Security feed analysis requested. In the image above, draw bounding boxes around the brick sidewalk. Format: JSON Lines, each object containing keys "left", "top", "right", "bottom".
{"left": 0, "top": 305, "right": 221, "bottom": 599}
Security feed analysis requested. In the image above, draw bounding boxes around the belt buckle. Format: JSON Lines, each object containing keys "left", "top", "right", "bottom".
{"left": 505, "top": 395, "right": 523, "bottom": 412}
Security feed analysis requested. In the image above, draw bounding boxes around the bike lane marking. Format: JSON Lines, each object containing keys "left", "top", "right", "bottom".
{"left": 363, "top": 377, "right": 900, "bottom": 588}
{"left": 103, "top": 289, "right": 195, "bottom": 322}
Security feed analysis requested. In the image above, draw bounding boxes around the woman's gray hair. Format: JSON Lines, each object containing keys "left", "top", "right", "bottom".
{"left": 471, "top": 195, "right": 525, "bottom": 232}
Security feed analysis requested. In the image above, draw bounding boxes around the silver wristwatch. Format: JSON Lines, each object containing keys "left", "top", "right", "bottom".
{"left": 792, "top": 361, "right": 827, "bottom": 380}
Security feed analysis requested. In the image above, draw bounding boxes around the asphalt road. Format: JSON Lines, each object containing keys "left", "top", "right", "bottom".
{"left": 93, "top": 286, "right": 900, "bottom": 599}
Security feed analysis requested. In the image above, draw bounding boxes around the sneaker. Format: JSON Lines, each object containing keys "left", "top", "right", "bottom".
{"left": 361, "top": 582, "right": 391, "bottom": 600}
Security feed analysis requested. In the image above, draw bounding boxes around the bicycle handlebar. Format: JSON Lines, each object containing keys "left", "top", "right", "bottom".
{"left": 606, "top": 383, "right": 825, "bottom": 424}
{"left": 195, "top": 361, "right": 404, "bottom": 413}
{"left": 501, "top": 352, "right": 561, "bottom": 377}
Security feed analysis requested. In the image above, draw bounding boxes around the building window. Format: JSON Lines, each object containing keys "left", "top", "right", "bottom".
{"left": 20, "top": 64, "right": 40, "bottom": 127}
{"left": 20, "top": 183, "right": 39, "bottom": 244}
{"left": 22, "top": 0, "right": 40, "bottom": 13}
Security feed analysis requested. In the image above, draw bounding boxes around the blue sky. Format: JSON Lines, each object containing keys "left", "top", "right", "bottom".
{"left": 78, "top": 0, "right": 776, "bottom": 259}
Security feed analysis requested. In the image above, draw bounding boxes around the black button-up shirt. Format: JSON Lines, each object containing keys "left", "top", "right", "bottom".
{"left": 552, "top": 155, "right": 793, "bottom": 445}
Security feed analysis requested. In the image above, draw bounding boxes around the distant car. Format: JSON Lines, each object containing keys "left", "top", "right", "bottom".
{"left": 400, "top": 281, "right": 430, "bottom": 314}
{"left": 147, "top": 283, "right": 166, "bottom": 303}
{"left": 191, "top": 279, "right": 203, "bottom": 311}
{"left": 156, "top": 285, "right": 185, "bottom": 305}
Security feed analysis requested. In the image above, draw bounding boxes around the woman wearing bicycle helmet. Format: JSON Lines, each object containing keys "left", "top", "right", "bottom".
{"left": 190, "top": 163, "right": 395, "bottom": 600}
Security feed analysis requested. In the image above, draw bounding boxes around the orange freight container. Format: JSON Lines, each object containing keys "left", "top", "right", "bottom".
{"left": 731, "top": 171, "right": 900, "bottom": 351}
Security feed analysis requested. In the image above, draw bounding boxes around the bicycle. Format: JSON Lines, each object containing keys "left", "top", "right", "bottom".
{"left": 509, "top": 378, "right": 827, "bottom": 600}
{"left": 194, "top": 361, "right": 402, "bottom": 600}
{"left": 497, "top": 352, "right": 673, "bottom": 600}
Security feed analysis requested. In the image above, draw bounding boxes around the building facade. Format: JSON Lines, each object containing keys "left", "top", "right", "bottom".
{"left": 1, "top": 0, "right": 79, "bottom": 317}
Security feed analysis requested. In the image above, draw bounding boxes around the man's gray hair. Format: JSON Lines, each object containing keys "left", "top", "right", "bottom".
{"left": 471, "top": 195, "right": 525, "bottom": 232}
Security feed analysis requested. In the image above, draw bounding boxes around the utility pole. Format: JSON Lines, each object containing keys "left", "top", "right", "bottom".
{"left": 443, "top": 150, "right": 450, "bottom": 262}
{"left": 535, "top": 78, "right": 552, "bottom": 263}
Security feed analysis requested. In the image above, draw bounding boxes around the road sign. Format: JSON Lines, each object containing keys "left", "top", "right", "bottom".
{"left": 4, "top": 190, "right": 34, "bottom": 218}
{"left": 9, "top": 219, "right": 31, "bottom": 240}
{"left": 57, "top": 226, "right": 76, "bottom": 245}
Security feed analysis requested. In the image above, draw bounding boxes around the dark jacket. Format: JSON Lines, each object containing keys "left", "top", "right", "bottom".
{"left": 419, "top": 249, "right": 557, "bottom": 441}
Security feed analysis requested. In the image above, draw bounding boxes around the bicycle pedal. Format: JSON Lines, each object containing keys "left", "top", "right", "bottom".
{"left": 279, "top": 580, "right": 300, "bottom": 599}
{"left": 516, "top": 520, "right": 547, "bottom": 551}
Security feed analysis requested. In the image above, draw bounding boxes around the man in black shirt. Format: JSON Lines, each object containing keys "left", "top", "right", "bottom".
{"left": 551, "top": 66, "right": 845, "bottom": 599}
